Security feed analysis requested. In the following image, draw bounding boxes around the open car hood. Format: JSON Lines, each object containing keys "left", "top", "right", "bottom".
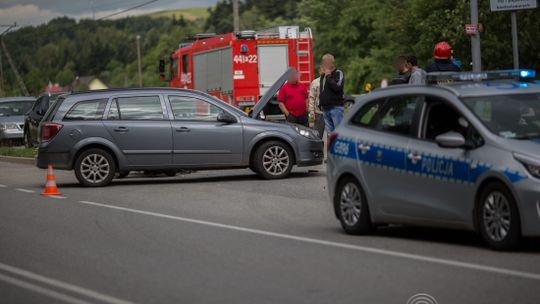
{"left": 251, "top": 67, "right": 294, "bottom": 119}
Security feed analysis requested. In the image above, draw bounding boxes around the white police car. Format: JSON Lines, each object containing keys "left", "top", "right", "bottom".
{"left": 327, "top": 70, "right": 540, "bottom": 250}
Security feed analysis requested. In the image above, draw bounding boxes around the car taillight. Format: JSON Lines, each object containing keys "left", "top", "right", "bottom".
{"left": 327, "top": 132, "right": 338, "bottom": 151}
{"left": 41, "top": 123, "right": 63, "bottom": 141}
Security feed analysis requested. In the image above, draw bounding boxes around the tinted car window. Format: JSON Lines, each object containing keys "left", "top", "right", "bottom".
{"left": 109, "top": 96, "right": 164, "bottom": 120}
{"left": 168, "top": 96, "right": 222, "bottom": 121}
{"left": 64, "top": 99, "right": 107, "bottom": 120}
{"left": 373, "top": 96, "right": 422, "bottom": 136}
{"left": 0, "top": 100, "right": 34, "bottom": 117}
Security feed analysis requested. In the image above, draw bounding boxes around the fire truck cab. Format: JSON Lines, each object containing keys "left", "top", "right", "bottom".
{"left": 160, "top": 26, "right": 314, "bottom": 113}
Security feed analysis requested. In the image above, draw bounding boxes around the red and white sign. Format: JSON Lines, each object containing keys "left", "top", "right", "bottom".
{"left": 465, "top": 24, "right": 478, "bottom": 36}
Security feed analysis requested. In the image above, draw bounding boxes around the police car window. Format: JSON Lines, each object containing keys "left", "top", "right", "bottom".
{"left": 351, "top": 100, "right": 382, "bottom": 126}
{"left": 423, "top": 102, "right": 466, "bottom": 140}
{"left": 373, "top": 96, "right": 420, "bottom": 136}
{"left": 464, "top": 93, "right": 540, "bottom": 139}
{"left": 64, "top": 99, "right": 107, "bottom": 120}
{"left": 168, "top": 96, "right": 223, "bottom": 121}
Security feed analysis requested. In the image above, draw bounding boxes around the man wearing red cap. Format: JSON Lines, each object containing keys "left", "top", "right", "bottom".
{"left": 426, "top": 41, "right": 461, "bottom": 73}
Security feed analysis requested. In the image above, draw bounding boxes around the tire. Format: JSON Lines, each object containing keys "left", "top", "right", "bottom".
{"left": 74, "top": 148, "right": 116, "bottom": 187}
{"left": 476, "top": 182, "right": 521, "bottom": 250}
{"left": 117, "top": 171, "right": 130, "bottom": 178}
{"left": 253, "top": 141, "right": 293, "bottom": 179}
{"left": 165, "top": 170, "right": 177, "bottom": 177}
{"left": 334, "top": 176, "right": 374, "bottom": 235}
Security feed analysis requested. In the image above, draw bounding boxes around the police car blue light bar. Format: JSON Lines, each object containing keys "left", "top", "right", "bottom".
{"left": 426, "top": 69, "right": 537, "bottom": 84}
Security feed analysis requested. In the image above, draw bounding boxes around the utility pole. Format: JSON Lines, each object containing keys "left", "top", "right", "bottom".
{"left": 0, "top": 23, "right": 29, "bottom": 96}
{"left": 136, "top": 35, "right": 142, "bottom": 87}
{"left": 232, "top": 0, "right": 240, "bottom": 32}
{"left": 510, "top": 11, "right": 519, "bottom": 69}
{"left": 470, "top": 0, "right": 482, "bottom": 72}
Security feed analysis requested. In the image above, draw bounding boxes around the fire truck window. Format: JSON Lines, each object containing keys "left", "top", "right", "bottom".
{"left": 168, "top": 96, "right": 223, "bottom": 121}
{"left": 182, "top": 55, "right": 189, "bottom": 74}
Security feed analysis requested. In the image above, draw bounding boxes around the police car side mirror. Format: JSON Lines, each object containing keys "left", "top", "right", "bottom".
{"left": 435, "top": 132, "right": 466, "bottom": 148}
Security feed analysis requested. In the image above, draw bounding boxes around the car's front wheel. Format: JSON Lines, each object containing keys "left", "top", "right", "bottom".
{"left": 74, "top": 148, "right": 116, "bottom": 187}
{"left": 334, "top": 176, "right": 374, "bottom": 235}
{"left": 477, "top": 182, "right": 521, "bottom": 250}
{"left": 253, "top": 141, "right": 293, "bottom": 179}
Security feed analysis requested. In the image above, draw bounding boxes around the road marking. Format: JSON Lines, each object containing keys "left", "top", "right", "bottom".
{"left": 15, "top": 188, "right": 35, "bottom": 193}
{"left": 0, "top": 184, "right": 7, "bottom": 188}
{"left": 77, "top": 200, "right": 540, "bottom": 281}
{"left": 0, "top": 262, "right": 135, "bottom": 304}
{"left": 48, "top": 195, "right": 67, "bottom": 199}
{"left": 0, "top": 273, "right": 93, "bottom": 304}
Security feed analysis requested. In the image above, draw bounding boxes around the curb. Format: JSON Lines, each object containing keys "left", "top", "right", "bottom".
{"left": 0, "top": 155, "right": 35, "bottom": 166}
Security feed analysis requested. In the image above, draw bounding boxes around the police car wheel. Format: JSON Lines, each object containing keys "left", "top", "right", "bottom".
{"left": 254, "top": 141, "right": 293, "bottom": 179}
{"left": 335, "top": 177, "right": 373, "bottom": 235}
{"left": 477, "top": 182, "right": 521, "bottom": 250}
{"left": 74, "top": 148, "right": 116, "bottom": 187}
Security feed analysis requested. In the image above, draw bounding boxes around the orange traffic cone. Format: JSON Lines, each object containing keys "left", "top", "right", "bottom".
{"left": 41, "top": 165, "right": 62, "bottom": 196}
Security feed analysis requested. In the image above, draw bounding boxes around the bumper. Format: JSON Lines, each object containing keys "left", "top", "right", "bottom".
{"left": 36, "top": 150, "right": 72, "bottom": 170}
{"left": 296, "top": 139, "right": 324, "bottom": 167}
{"left": 513, "top": 179, "right": 540, "bottom": 236}
{"left": 0, "top": 130, "right": 23, "bottom": 140}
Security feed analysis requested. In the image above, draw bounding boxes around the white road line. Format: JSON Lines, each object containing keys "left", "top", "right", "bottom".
{"left": 77, "top": 200, "right": 540, "bottom": 281}
{"left": 0, "top": 273, "right": 92, "bottom": 304}
{"left": 48, "top": 195, "right": 67, "bottom": 199}
{"left": 15, "top": 188, "right": 35, "bottom": 193}
{"left": 0, "top": 184, "right": 7, "bottom": 188}
{"left": 0, "top": 263, "right": 135, "bottom": 304}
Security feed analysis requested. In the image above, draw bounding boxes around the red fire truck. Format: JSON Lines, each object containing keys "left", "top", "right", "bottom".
{"left": 160, "top": 26, "right": 314, "bottom": 112}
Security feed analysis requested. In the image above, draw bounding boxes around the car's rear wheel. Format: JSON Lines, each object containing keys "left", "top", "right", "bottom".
{"left": 477, "top": 182, "right": 521, "bottom": 250}
{"left": 253, "top": 141, "right": 293, "bottom": 179}
{"left": 335, "top": 176, "right": 374, "bottom": 235}
{"left": 74, "top": 148, "right": 116, "bottom": 187}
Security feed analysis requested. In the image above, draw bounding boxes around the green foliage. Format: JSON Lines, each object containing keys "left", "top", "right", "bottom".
{"left": 1, "top": 1, "right": 539, "bottom": 96}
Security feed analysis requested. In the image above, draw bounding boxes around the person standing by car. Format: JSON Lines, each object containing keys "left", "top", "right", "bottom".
{"left": 319, "top": 54, "right": 345, "bottom": 135}
{"left": 277, "top": 68, "right": 309, "bottom": 127}
{"left": 407, "top": 55, "right": 426, "bottom": 85}
{"left": 308, "top": 65, "right": 325, "bottom": 138}
{"left": 390, "top": 55, "right": 411, "bottom": 85}
{"left": 426, "top": 41, "right": 461, "bottom": 72}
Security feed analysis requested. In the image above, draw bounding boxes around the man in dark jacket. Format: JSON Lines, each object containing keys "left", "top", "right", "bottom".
{"left": 426, "top": 41, "right": 461, "bottom": 73}
{"left": 390, "top": 55, "right": 411, "bottom": 85}
{"left": 319, "top": 54, "right": 345, "bottom": 135}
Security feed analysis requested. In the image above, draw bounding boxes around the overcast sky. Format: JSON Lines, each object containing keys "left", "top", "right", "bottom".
{"left": 0, "top": 0, "right": 218, "bottom": 27}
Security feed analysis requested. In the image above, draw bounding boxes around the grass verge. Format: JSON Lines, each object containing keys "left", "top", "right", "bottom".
{"left": 0, "top": 146, "right": 36, "bottom": 158}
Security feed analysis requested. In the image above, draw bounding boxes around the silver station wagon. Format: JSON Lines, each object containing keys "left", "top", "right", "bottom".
{"left": 327, "top": 70, "right": 540, "bottom": 250}
{"left": 36, "top": 69, "right": 323, "bottom": 186}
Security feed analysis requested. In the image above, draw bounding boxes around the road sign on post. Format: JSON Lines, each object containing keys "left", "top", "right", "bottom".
{"left": 490, "top": 0, "right": 537, "bottom": 11}
{"left": 490, "top": 0, "right": 537, "bottom": 69}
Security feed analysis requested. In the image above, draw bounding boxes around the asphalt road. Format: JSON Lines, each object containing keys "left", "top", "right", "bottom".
{"left": 1, "top": 160, "right": 540, "bottom": 304}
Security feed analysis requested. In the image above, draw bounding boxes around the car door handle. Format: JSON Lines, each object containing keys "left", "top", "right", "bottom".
{"left": 113, "top": 127, "right": 129, "bottom": 133}
{"left": 407, "top": 153, "right": 422, "bottom": 164}
{"left": 358, "top": 143, "right": 371, "bottom": 154}
{"left": 175, "top": 127, "right": 191, "bottom": 133}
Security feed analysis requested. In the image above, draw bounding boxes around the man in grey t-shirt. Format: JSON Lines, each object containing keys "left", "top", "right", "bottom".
{"left": 407, "top": 55, "right": 426, "bottom": 85}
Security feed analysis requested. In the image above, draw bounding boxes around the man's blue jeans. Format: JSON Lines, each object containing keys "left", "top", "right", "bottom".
{"left": 323, "top": 106, "right": 344, "bottom": 134}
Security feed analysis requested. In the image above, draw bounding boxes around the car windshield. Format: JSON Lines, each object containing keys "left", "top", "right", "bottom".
{"left": 463, "top": 93, "right": 540, "bottom": 139}
{"left": 0, "top": 100, "right": 34, "bottom": 117}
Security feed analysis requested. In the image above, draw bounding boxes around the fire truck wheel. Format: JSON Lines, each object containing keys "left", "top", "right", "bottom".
{"left": 253, "top": 141, "right": 293, "bottom": 179}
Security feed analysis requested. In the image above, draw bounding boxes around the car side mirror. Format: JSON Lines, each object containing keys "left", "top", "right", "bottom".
{"left": 217, "top": 112, "right": 237, "bottom": 124}
{"left": 435, "top": 132, "right": 466, "bottom": 148}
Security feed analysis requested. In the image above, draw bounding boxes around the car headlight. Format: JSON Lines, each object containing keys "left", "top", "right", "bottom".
{"left": 293, "top": 125, "right": 319, "bottom": 139}
{"left": 0, "top": 123, "right": 18, "bottom": 130}
{"left": 514, "top": 152, "right": 540, "bottom": 178}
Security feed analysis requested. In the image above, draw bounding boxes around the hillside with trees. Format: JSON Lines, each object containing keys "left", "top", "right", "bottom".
{"left": 1, "top": 0, "right": 539, "bottom": 96}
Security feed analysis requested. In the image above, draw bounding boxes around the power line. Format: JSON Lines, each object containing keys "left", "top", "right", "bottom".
{"left": 97, "top": 0, "right": 159, "bottom": 20}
